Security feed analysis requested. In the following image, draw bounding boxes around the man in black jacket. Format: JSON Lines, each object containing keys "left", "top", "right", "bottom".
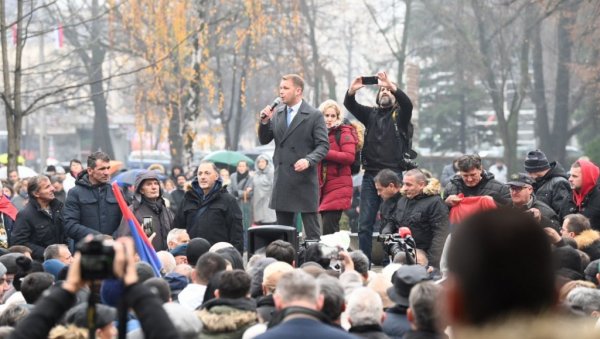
{"left": 174, "top": 162, "right": 243, "bottom": 253}
{"left": 507, "top": 173, "right": 560, "bottom": 231}
{"left": 443, "top": 154, "right": 510, "bottom": 208}
{"left": 524, "top": 149, "right": 572, "bottom": 221}
{"left": 11, "top": 175, "right": 65, "bottom": 260}
{"left": 344, "top": 71, "right": 414, "bottom": 263}
{"left": 375, "top": 169, "right": 403, "bottom": 241}
{"left": 63, "top": 151, "right": 122, "bottom": 241}
{"left": 382, "top": 169, "right": 449, "bottom": 268}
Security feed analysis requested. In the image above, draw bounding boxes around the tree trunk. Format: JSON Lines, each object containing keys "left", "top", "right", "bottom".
{"left": 169, "top": 101, "right": 184, "bottom": 167}
{"left": 551, "top": 5, "right": 575, "bottom": 165}
{"left": 1, "top": 0, "right": 24, "bottom": 174}
{"left": 397, "top": 0, "right": 412, "bottom": 85}
{"left": 89, "top": 0, "right": 113, "bottom": 157}
{"left": 531, "top": 18, "right": 551, "bottom": 149}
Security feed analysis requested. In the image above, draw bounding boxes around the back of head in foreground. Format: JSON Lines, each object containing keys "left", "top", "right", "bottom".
{"left": 446, "top": 207, "right": 557, "bottom": 327}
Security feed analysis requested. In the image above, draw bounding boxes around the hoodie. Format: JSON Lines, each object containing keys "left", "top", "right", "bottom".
{"left": 572, "top": 159, "right": 599, "bottom": 208}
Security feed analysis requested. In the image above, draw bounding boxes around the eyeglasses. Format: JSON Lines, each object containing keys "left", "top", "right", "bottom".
{"left": 509, "top": 186, "right": 524, "bottom": 192}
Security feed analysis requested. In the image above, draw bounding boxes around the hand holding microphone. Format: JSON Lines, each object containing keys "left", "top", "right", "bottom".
{"left": 260, "top": 97, "right": 281, "bottom": 122}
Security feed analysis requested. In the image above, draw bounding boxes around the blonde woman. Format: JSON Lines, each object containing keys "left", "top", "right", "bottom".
{"left": 318, "top": 100, "right": 357, "bottom": 234}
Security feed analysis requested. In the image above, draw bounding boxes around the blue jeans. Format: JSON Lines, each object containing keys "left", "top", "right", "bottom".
{"left": 358, "top": 170, "right": 403, "bottom": 264}
{"left": 358, "top": 173, "right": 381, "bottom": 263}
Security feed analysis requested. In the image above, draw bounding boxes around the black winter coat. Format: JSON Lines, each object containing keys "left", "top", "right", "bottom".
{"left": 382, "top": 193, "right": 449, "bottom": 268}
{"left": 11, "top": 198, "right": 65, "bottom": 260}
{"left": 380, "top": 192, "right": 402, "bottom": 235}
{"left": 443, "top": 170, "right": 511, "bottom": 206}
{"left": 63, "top": 173, "right": 123, "bottom": 240}
{"left": 10, "top": 283, "right": 179, "bottom": 339}
{"left": 532, "top": 162, "right": 572, "bottom": 220}
{"left": 562, "top": 184, "right": 600, "bottom": 231}
{"left": 512, "top": 195, "right": 561, "bottom": 231}
{"left": 174, "top": 179, "right": 243, "bottom": 253}
{"left": 344, "top": 88, "right": 413, "bottom": 173}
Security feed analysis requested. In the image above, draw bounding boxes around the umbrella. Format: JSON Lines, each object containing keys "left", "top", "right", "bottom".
{"left": 0, "top": 166, "right": 38, "bottom": 179}
{"left": 0, "top": 154, "right": 25, "bottom": 165}
{"left": 111, "top": 169, "right": 166, "bottom": 186}
{"left": 202, "top": 151, "right": 254, "bottom": 169}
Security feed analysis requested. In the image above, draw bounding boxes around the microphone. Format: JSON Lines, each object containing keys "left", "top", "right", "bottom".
{"left": 270, "top": 97, "right": 282, "bottom": 110}
{"left": 261, "top": 97, "right": 281, "bottom": 119}
{"left": 399, "top": 226, "right": 417, "bottom": 249}
{"left": 398, "top": 227, "right": 412, "bottom": 239}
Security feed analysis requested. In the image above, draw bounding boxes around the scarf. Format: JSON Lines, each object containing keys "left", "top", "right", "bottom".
{"left": 0, "top": 195, "right": 17, "bottom": 221}
{"left": 236, "top": 170, "right": 249, "bottom": 182}
{"left": 141, "top": 196, "right": 163, "bottom": 215}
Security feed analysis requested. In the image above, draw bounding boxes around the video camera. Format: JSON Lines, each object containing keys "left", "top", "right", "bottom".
{"left": 377, "top": 227, "right": 417, "bottom": 265}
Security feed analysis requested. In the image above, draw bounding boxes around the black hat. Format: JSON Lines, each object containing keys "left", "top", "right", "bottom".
{"left": 524, "top": 150, "right": 550, "bottom": 173}
{"left": 64, "top": 303, "right": 116, "bottom": 329}
{"left": 387, "top": 265, "right": 430, "bottom": 306}
{"left": 507, "top": 173, "right": 534, "bottom": 187}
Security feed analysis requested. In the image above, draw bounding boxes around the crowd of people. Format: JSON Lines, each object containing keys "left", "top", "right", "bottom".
{"left": 0, "top": 71, "right": 598, "bottom": 338}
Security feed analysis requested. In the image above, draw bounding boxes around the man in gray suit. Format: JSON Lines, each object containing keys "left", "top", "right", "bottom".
{"left": 258, "top": 74, "right": 329, "bottom": 240}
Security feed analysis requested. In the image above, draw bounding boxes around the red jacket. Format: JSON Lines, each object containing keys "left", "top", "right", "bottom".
{"left": 318, "top": 124, "right": 356, "bottom": 212}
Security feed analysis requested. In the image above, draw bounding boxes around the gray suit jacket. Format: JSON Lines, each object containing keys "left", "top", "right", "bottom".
{"left": 258, "top": 100, "right": 329, "bottom": 212}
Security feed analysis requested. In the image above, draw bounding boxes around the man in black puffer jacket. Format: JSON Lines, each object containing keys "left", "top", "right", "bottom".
{"left": 174, "top": 161, "right": 243, "bottom": 253}
{"left": 63, "top": 151, "right": 122, "bottom": 241}
{"left": 443, "top": 154, "right": 510, "bottom": 208}
{"left": 524, "top": 150, "right": 572, "bottom": 221}
{"left": 11, "top": 175, "right": 66, "bottom": 260}
{"left": 382, "top": 170, "right": 449, "bottom": 268}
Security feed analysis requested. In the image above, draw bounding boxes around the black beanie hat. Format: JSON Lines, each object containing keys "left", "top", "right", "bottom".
{"left": 524, "top": 150, "right": 550, "bottom": 173}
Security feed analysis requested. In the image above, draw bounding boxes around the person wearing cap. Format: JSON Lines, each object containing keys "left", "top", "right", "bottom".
{"left": 11, "top": 175, "right": 66, "bottom": 261}
{"left": 382, "top": 265, "right": 431, "bottom": 339}
{"left": 507, "top": 173, "right": 560, "bottom": 231}
{"left": 117, "top": 170, "right": 173, "bottom": 251}
{"left": 524, "top": 149, "right": 572, "bottom": 221}
{"left": 170, "top": 243, "right": 188, "bottom": 265}
{"left": 562, "top": 159, "right": 600, "bottom": 231}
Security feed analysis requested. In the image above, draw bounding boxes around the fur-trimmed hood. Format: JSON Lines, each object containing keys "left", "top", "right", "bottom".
{"left": 196, "top": 298, "right": 257, "bottom": 334}
{"left": 574, "top": 229, "right": 600, "bottom": 250}
{"left": 401, "top": 177, "right": 442, "bottom": 197}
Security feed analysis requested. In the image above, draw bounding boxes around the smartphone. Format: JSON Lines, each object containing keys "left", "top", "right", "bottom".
{"left": 362, "top": 76, "right": 378, "bottom": 85}
{"left": 142, "top": 217, "right": 153, "bottom": 237}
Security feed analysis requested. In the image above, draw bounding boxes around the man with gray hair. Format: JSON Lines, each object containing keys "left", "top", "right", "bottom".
{"left": 166, "top": 228, "right": 190, "bottom": 250}
{"left": 174, "top": 162, "right": 243, "bottom": 253}
{"left": 257, "top": 270, "right": 354, "bottom": 339}
{"left": 382, "top": 169, "right": 449, "bottom": 268}
{"left": 347, "top": 287, "right": 389, "bottom": 338}
{"left": 405, "top": 281, "right": 446, "bottom": 339}
{"left": 566, "top": 287, "right": 600, "bottom": 318}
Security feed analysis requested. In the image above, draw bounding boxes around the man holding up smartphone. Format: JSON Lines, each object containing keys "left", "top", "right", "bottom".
{"left": 344, "top": 71, "right": 414, "bottom": 264}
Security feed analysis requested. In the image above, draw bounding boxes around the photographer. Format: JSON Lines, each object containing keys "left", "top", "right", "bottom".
{"left": 10, "top": 237, "right": 179, "bottom": 339}
{"left": 344, "top": 71, "right": 414, "bottom": 263}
